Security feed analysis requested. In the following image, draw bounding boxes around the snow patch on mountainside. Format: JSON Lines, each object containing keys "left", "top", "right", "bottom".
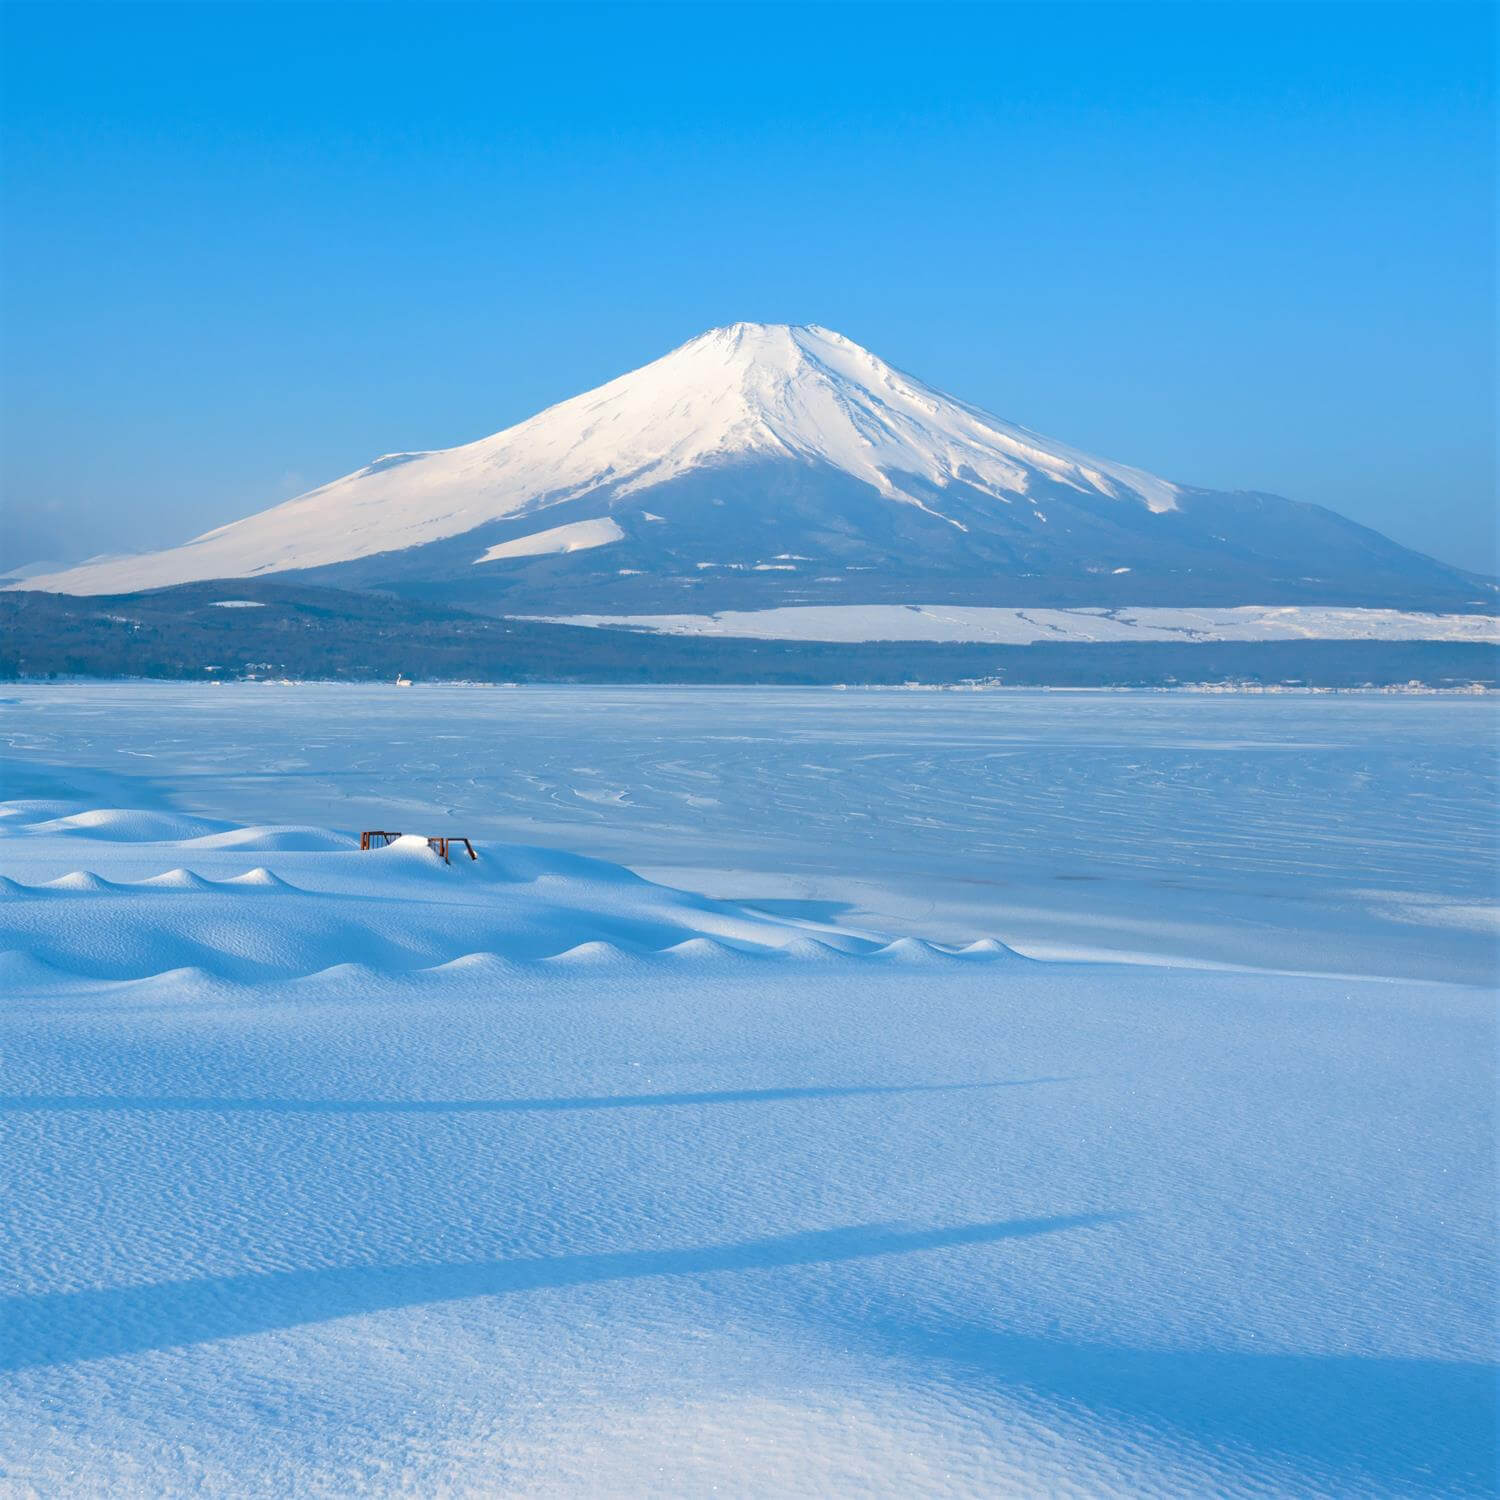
{"left": 17, "top": 324, "right": 1183, "bottom": 597}
{"left": 475, "top": 516, "right": 624, "bottom": 565}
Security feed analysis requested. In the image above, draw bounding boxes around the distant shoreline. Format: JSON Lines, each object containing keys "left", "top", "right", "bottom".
{"left": 5, "top": 584, "right": 1495, "bottom": 690}
{"left": 4, "top": 677, "right": 1493, "bottom": 697}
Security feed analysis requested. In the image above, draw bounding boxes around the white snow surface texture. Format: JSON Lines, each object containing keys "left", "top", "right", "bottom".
{"left": 0, "top": 686, "right": 1494, "bottom": 1498}
{"left": 21, "top": 323, "right": 1181, "bottom": 595}
{"left": 538, "top": 602, "right": 1500, "bottom": 644}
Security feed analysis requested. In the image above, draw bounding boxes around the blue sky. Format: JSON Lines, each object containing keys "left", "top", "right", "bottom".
{"left": 2, "top": 1, "right": 1494, "bottom": 573}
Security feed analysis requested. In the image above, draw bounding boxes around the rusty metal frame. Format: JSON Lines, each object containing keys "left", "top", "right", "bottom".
{"left": 359, "top": 830, "right": 477, "bottom": 864}
{"left": 426, "top": 836, "right": 478, "bottom": 864}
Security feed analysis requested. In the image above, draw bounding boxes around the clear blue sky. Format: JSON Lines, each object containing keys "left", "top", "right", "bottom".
{"left": 2, "top": 1, "right": 1494, "bottom": 573}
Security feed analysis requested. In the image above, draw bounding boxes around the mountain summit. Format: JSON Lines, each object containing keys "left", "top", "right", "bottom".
{"left": 21, "top": 323, "right": 1490, "bottom": 611}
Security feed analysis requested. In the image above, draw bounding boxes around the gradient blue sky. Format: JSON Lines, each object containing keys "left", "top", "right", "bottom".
{"left": 2, "top": 1, "right": 1494, "bottom": 573}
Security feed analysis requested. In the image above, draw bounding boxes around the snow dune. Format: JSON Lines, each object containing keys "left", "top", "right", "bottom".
{"left": 26, "top": 807, "right": 232, "bottom": 842}
{"left": 0, "top": 794, "right": 1006, "bottom": 984}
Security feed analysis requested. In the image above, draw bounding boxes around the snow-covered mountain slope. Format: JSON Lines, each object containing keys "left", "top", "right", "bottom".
{"left": 19, "top": 323, "right": 1494, "bottom": 612}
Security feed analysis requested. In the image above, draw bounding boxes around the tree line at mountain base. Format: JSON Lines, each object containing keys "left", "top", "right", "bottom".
{"left": 2, "top": 582, "right": 1494, "bottom": 689}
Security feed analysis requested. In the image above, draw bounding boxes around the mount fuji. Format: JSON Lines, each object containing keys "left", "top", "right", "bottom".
{"left": 20, "top": 323, "right": 1493, "bottom": 615}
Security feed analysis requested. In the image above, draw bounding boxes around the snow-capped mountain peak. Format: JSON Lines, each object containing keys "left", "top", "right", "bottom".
{"left": 524, "top": 321, "right": 1180, "bottom": 518}
{"left": 16, "top": 323, "right": 1487, "bottom": 614}
{"left": 20, "top": 324, "right": 1181, "bottom": 596}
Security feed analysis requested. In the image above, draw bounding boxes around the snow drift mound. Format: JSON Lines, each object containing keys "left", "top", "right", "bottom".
{"left": 0, "top": 798, "right": 1021, "bottom": 985}
{"left": 27, "top": 808, "right": 229, "bottom": 843}
{"left": 183, "top": 826, "right": 354, "bottom": 852}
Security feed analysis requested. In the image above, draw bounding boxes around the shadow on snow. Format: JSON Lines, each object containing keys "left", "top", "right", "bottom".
{"left": 2, "top": 1215, "right": 1121, "bottom": 1370}
{"left": 0, "top": 1079, "right": 1069, "bottom": 1114}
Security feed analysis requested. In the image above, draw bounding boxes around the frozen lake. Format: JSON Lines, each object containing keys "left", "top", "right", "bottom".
{"left": 1, "top": 684, "right": 1494, "bottom": 1496}
{"left": 5, "top": 683, "right": 1496, "bottom": 982}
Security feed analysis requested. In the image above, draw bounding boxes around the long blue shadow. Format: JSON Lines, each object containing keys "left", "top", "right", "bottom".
{"left": 856, "top": 1314, "right": 1498, "bottom": 1496}
{"left": 0, "top": 1215, "right": 1121, "bottom": 1371}
{"left": 0, "top": 1080, "right": 1067, "bottom": 1115}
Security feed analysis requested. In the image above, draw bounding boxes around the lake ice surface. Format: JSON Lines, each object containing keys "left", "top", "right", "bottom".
{"left": 6, "top": 683, "right": 1494, "bottom": 982}
{"left": 0, "top": 685, "right": 1494, "bottom": 1496}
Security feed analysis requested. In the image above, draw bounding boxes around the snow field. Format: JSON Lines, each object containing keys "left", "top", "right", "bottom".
{"left": 533, "top": 602, "right": 1500, "bottom": 644}
{"left": 474, "top": 517, "right": 626, "bottom": 565}
{"left": 8, "top": 683, "right": 1490, "bottom": 984}
{"left": 0, "top": 687, "right": 1494, "bottom": 1496}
